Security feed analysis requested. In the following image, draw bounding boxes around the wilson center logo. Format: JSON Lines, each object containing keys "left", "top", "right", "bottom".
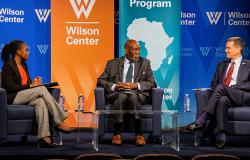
{"left": 69, "top": 0, "right": 96, "bottom": 19}
{"left": 206, "top": 12, "right": 222, "bottom": 25}
{"left": 199, "top": 47, "right": 211, "bottom": 56}
{"left": 242, "top": 47, "right": 250, "bottom": 57}
{"left": 35, "top": 9, "right": 51, "bottom": 22}
{"left": 37, "top": 45, "right": 49, "bottom": 54}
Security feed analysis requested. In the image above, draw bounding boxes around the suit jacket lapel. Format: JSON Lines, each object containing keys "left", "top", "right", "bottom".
{"left": 222, "top": 59, "right": 230, "bottom": 83}
{"left": 118, "top": 57, "right": 124, "bottom": 82}
{"left": 237, "top": 58, "right": 246, "bottom": 82}
{"left": 11, "top": 58, "right": 22, "bottom": 85}
{"left": 134, "top": 58, "right": 141, "bottom": 82}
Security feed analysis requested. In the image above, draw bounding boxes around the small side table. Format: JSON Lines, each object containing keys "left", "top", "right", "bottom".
{"left": 178, "top": 111, "right": 196, "bottom": 131}
{"left": 178, "top": 111, "right": 197, "bottom": 145}
{"left": 53, "top": 110, "right": 94, "bottom": 146}
{"left": 92, "top": 110, "right": 179, "bottom": 151}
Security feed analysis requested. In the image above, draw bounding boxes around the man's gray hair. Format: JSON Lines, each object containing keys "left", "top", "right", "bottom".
{"left": 227, "top": 37, "right": 245, "bottom": 53}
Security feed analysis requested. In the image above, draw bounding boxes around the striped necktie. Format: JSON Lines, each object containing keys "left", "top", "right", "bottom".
{"left": 224, "top": 61, "right": 235, "bottom": 86}
{"left": 125, "top": 62, "right": 133, "bottom": 82}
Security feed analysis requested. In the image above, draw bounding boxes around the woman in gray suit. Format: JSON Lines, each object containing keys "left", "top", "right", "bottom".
{"left": 1, "top": 40, "right": 74, "bottom": 148}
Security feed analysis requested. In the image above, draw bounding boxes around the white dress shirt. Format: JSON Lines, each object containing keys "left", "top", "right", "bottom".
{"left": 225, "top": 56, "right": 242, "bottom": 86}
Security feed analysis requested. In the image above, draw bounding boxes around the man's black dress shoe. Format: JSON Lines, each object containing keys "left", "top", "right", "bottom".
{"left": 216, "top": 140, "right": 226, "bottom": 149}
{"left": 185, "top": 122, "right": 206, "bottom": 132}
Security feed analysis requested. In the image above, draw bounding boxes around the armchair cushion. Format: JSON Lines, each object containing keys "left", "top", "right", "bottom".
{"left": 7, "top": 105, "right": 35, "bottom": 120}
{"left": 228, "top": 107, "right": 250, "bottom": 121}
{"left": 8, "top": 119, "right": 38, "bottom": 135}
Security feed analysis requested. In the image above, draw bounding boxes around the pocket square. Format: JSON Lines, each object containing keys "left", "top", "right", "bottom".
{"left": 142, "top": 72, "right": 145, "bottom": 74}
{"left": 242, "top": 63, "right": 246, "bottom": 64}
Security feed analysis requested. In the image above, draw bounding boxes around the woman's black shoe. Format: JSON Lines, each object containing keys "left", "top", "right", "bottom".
{"left": 38, "top": 138, "right": 55, "bottom": 148}
{"left": 54, "top": 126, "right": 76, "bottom": 136}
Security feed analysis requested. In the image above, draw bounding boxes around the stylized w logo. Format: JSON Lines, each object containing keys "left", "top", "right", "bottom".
{"left": 35, "top": 9, "right": 51, "bottom": 22}
{"left": 0, "top": 44, "right": 4, "bottom": 53}
{"left": 37, "top": 45, "right": 49, "bottom": 54}
{"left": 242, "top": 47, "right": 250, "bottom": 56}
{"left": 206, "top": 12, "right": 222, "bottom": 25}
{"left": 199, "top": 47, "right": 211, "bottom": 56}
{"left": 69, "top": 0, "right": 96, "bottom": 19}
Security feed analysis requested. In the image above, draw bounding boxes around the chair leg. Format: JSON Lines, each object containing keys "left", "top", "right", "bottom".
{"left": 155, "top": 137, "right": 162, "bottom": 144}
{"left": 98, "top": 136, "right": 104, "bottom": 144}
{"left": 148, "top": 134, "right": 155, "bottom": 142}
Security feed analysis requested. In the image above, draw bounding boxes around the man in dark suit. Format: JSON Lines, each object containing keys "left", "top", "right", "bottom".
{"left": 97, "top": 39, "right": 157, "bottom": 146}
{"left": 185, "top": 37, "right": 250, "bottom": 149}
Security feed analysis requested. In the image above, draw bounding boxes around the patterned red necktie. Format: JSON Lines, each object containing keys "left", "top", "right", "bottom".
{"left": 224, "top": 61, "right": 235, "bottom": 86}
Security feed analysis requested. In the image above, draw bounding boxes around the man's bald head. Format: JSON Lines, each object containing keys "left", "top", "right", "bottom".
{"left": 124, "top": 39, "right": 139, "bottom": 50}
{"left": 124, "top": 39, "right": 140, "bottom": 62}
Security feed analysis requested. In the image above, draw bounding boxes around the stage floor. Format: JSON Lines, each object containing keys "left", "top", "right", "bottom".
{"left": 0, "top": 132, "right": 250, "bottom": 160}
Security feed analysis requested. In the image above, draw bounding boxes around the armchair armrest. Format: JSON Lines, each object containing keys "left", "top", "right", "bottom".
{"left": 151, "top": 88, "right": 164, "bottom": 137}
{"left": 151, "top": 88, "right": 164, "bottom": 110}
{"left": 0, "top": 88, "right": 7, "bottom": 139}
{"left": 195, "top": 89, "right": 212, "bottom": 118}
{"left": 94, "top": 87, "right": 105, "bottom": 110}
{"left": 94, "top": 87, "right": 105, "bottom": 137}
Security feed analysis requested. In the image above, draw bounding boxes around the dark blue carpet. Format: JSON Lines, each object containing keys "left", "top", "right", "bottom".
{"left": 0, "top": 132, "right": 250, "bottom": 160}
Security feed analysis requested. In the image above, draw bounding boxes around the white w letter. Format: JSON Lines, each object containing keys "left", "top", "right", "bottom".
{"left": 69, "top": 0, "right": 96, "bottom": 19}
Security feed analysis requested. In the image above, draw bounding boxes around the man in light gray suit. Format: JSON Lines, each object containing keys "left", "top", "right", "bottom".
{"left": 97, "top": 39, "right": 157, "bottom": 146}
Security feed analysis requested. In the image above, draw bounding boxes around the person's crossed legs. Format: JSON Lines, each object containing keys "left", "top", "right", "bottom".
{"left": 185, "top": 84, "right": 243, "bottom": 149}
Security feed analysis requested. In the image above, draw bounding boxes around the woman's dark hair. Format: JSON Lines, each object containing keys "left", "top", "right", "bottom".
{"left": 1, "top": 40, "right": 24, "bottom": 63}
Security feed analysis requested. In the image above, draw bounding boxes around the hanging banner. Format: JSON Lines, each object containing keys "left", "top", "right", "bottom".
{"left": 0, "top": 0, "right": 51, "bottom": 83}
{"left": 180, "top": 0, "right": 250, "bottom": 113}
{"left": 119, "top": 0, "right": 182, "bottom": 112}
{"left": 51, "top": 0, "right": 114, "bottom": 127}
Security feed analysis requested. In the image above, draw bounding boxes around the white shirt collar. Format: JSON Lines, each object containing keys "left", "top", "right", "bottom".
{"left": 124, "top": 56, "right": 132, "bottom": 64}
{"left": 232, "top": 56, "right": 242, "bottom": 65}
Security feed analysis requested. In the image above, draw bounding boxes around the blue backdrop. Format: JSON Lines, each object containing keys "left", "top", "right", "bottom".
{"left": 0, "top": 0, "right": 51, "bottom": 83}
{"left": 180, "top": 0, "right": 250, "bottom": 114}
